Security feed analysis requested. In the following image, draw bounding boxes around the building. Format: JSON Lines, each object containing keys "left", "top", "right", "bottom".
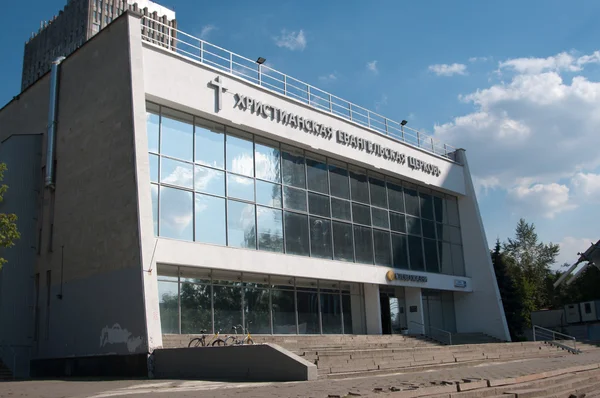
{"left": 21, "top": 0, "right": 176, "bottom": 91}
{"left": 0, "top": 11, "right": 510, "bottom": 378}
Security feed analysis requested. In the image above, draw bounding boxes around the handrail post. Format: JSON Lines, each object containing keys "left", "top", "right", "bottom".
{"left": 384, "top": 119, "right": 388, "bottom": 135}
{"left": 229, "top": 53, "right": 233, "bottom": 74}
{"left": 307, "top": 86, "right": 311, "bottom": 105}
{"left": 258, "top": 63, "right": 261, "bottom": 85}
{"left": 200, "top": 40, "right": 204, "bottom": 63}
{"left": 367, "top": 111, "right": 371, "bottom": 128}
{"left": 533, "top": 326, "right": 536, "bottom": 342}
{"left": 283, "top": 75, "right": 287, "bottom": 95}
{"left": 449, "top": 332, "right": 452, "bottom": 345}
{"left": 417, "top": 131, "right": 421, "bottom": 147}
{"left": 329, "top": 95, "right": 332, "bottom": 112}
{"left": 349, "top": 103, "right": 353, "bottom": 121}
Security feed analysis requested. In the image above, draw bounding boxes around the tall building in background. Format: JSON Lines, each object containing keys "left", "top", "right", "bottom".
{"left": 21, "top": 0, "right": 176, "bottom": 90}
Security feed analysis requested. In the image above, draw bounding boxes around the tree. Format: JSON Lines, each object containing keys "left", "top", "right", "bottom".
{"left": 492, "top": 239, "right": 525, "bottom": 339}
{"left": 0, "top": 163, "right": 20, "bottom": 270}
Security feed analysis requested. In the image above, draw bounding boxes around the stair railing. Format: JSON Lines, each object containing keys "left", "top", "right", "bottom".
{"left": 533, "top": 325, "right": 579, "bottom": 354}
{"left": 409, "top": 321, "right": 452, "bottom": 345}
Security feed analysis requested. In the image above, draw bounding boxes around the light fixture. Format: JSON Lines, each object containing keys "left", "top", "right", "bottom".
{"left": 256, "top": 57, "right": 266, "bottom": 65}
{"left": 400, "top": 120, "right": 408, "bottom": 126}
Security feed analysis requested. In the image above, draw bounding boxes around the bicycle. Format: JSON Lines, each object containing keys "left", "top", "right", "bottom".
{"left": 188, "top": 329, "right": 227, "bottom": 347}
{"left": 225, "top": 322, "right": 255, "bottom": 345}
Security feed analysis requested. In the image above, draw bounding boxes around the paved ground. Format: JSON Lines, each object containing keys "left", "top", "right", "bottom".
{"left": 2, "top": 351, "right": 600, "bottom": 398}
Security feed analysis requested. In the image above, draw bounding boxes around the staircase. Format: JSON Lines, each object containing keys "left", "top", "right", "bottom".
{"left": 0, "top": 358, "right": 13, "bottom": 380}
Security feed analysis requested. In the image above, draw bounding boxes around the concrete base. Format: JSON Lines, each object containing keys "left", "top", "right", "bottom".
{"left": 30, "top": 353, "right": 148, "bottom": 378}
{"left": 153, "top": 343, "right": 317, "bottom": 381}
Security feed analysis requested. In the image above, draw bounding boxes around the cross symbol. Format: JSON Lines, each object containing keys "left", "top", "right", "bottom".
{"left": 209, "top": 76, "right": 228, "bottom": 112}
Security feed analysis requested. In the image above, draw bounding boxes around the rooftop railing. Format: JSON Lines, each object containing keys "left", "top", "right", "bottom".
{"left": 140, "top": 16, "right": 456, "bottom": 160}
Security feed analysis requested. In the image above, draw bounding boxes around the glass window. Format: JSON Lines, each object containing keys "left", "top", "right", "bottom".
{"left": 333, "top": 221, "right": 354, "bottom": 262}
{"left": 352, "top": 203, "right": 371, "bottom": 225}
{"left": 194, "top": 165, "right": 224, "bottom": 196}
{"left": 372, "top": 207, "right": 389, "bottom": 229}
{"left": 392, "top": 234, "right": 409, "bottom": 269}
{"left": 369, "top": 178, "right": 387, "bottom": 208}
{"left": 284, "top": 211, "right": 309, "bottom": 256}
{"left": 244, "top": 287, "right": 271, "bottom": 334}
{"left": 408, "top": 236, "right": 425, "bottom": 271}
{"left": 308, "top": 192, "right": 330, "bottom": 217}
{"left": 195, "top": 121, "right": 224, "bottom": 169}
{"left": 256, "top": 206, "right": 283, "bottom": 253}
{"left": 329, "top": 163, "right": 350, "bottom": 199}
{"left": 272, "top": 289, "right": 296, "bottom": 334}
{"left": 297, "top": 290, "right": 319, "bottom": 334}
{"left": 422, "top": 219, "right": 436, "bottom": 239}
{"left": 331, "top": 198, "right": 351, "bottom": 221}
{"left": 442, "top": 225, "right": 462, "bottom": 244}
{"left": 255, "top": 142, "right": 280, "bottom": 182}
{"left": 424, "top": 238, "right": 439, "bottom": 273}
{"left": 149, "top": 154, "right": 159, "bottom": 182}
{"left": 350, "top": 170, "right": 369, "bottom": 204}
{"left": 282, "top": 150, "right": 305, "bottom": 188}
{"left": 158, "top": 280, "right": 178, "bottom": 334}
{"left": 226, "top": 134, "right": 254, "bottom": 177}
{"left": 195, "top": 194, "right": 226, "bottom": 245}
{"left": 387, "top": 182, "right": 404, "bottom": 213}
{"left": 151, "top": 184, "right": 158, "bottom": 236}
{"left": 227, "top": 173, "right": 254, "bottom": 201}
{"left": 159, "top": 186, "right": 193, "bottom": 241}
{"left": 439, "top": 241, "right": 453, "bottom": 275}
{"left": 321, "top": 293, "right": 342, "bottom": 334}
{"left": 373, "top": 229, "right": 391, "bottom": 266}
{"left": 404, "top": 188, "right": 420, "bottom": 216}
{"left": 256, "top": 180, "right": 282, "bottom": 208}
{"left": 434, "top": 196, "right": 445, "bottom": 223}
{"left": 306, "top": 158, "right": 328, "bottom": 194}
{"left": 354, "top": 226, "right": 373, "bottom": 264}
{"left": 213, "top": 285, "right": 242, "bottom": 333}
{"left": 406, "top": 215, "right": 422, "bottom": 236}
{"left": 451, "top": 244, "right": 465, "bottom": 276}
{"left": 227, "top": 200, "right": 256, "bottom": 249}
{"left": 390, "top": 212, "right": 406, "bottom": 233}
{"left": 283, "top": 186, "right": 307, "bottom": 212}
{"left": 146, "top": 108, "right": 160, "bottom": 153}
{"left": 420, "top": 193, "right": 434, "bottom": 220}
{"left": 342, "top": 294, "right": 353, "bottom": 334}
{"left": 310, "top": 217, "right": 332, "bottom": 259}
{"left": 161, "top": 157, "right": 193, "bottom": 189}
{"left": 180, "top": 282, "right": 212, "bottom": 334}
{"left": 447, "top": 197, "right": 460, "bottom": 226}
{"left": 161, "top": 108, "right": 193, "bottom": 161}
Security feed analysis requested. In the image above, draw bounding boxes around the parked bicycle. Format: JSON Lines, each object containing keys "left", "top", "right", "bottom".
{"left": 224, "top": 322, "right": 255, "bottom": 345}
{"left": 188, "top": 329, "right": 227, "bottom": 347}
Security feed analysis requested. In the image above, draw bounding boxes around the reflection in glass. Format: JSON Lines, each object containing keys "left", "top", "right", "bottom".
{"left": 354, "top": 226, "right": 373, "bottom": 264}
{"left": 404, "top": 188, "right": 420, "bottom": 216}
{"left": 310, "top": 217, "right": 332, "bottom": 259}
{"left": 161, "top": 157, "right": 193, "bottom": 189}
{"left": 350, "top": 170, "right": 369, "bottom": 204}
{"left": 181, "top": 282, "right": 212, "bottom": 334}
{"left": 159, "top": 186, "right": 193, "bottom": 241}
{"left": 443, "top": 225, "right": 462, "bottom": 244}
{"left": 161, "top": 112, "right": 193, "bottom": 161}
{"left": 256, "top": 206, "right": 284, "bottom": 253}
{"left": 352, "top": 203, "right": 371, "bottom": 225}
{"left": 283, "top": 186, "right": 307, "bottom": 212}
{"left": 195, "top": 124, "right": 224, "bottom": 169}
{"left": 342, "top": 294, "right": 353, "bottom": 334}
{"left": 146, "top": 111, "right": 160, "bottom": 153}
{"left": 406, "top": 215, "right": 422, "bottom": 236}
{"left": 195, "top": 194, "right": 226, "bottom": 245}
{"left": 420, "top": 193, "right": 434, "bottom": 220}
{"left": 272, "top": 289, "right": 296, "bottom": 334}
{"left": 306, "top": 158, "right": 329, "bottom": 194}
{"left": 282, "top": 151, "right": 305, "bottom": 188}
{"left": 213, "top": 285, "right": 242, "bottom": 333}
{"left": 227, "top": 173, "right": 254, "bottom": 201}
{"left": 255, "top": 143, "right": 280, "bottom": 182}
{"left": 158, "top": 280, "right": 178, "bottom": 333}
{"left": 447, "top": 197, "right": 460, "bottom": 226}
{"left": 331, "top": 198, "right": 351, "bottom": 221}
{"left": 333, "top": 221, "right": 354, "bottom": 262}
{"left": 373, "top": 229, "right": 392, "bottom": 266}
{"left": 424, "top": 238, "right": 439, "bottom": 273}
{"left": 226, "top": 134, "right": 254, "bottom": 177}
{"left": 329, "top": 164, "right": 350, "bottom": 199}
{"left": 308, "top": 192, "right": 330, "bottom": 217}
{"left": 194, "top": 165, "right": 224, "bottom": 196}
{"left": 439, "top": 241, "right": 453, "bottom": 275}
{"left": 369, "top": 178, "right": 387, "bottom": 208}
{"left": 149, "top": 154, "right": 159, "bottom": 182}
{"left": 297, "top": 290, "right": 319, "bottom": 334}
{"left": 451, "top": 244, "right": 465, "bottom": 276}
{"left": 284, "top": 211, "right": 309, "bottom": 256}
{"left": 390, "top": 212, "right": 406, "bottom": 233}
{"left": 321, "top": 293, "right": 342, "bottom": 334}
{"left": 408, "top": 236, "right": 425, "bottom": 271}
{"left": 372, "top": 207, "right": 389, "bottom": 229}
{"left": 256, "top": 180, "right": 282, "bottom": 208}
{"left": 227, "top": 200, "right": 256, "bottom": 249}
{"left": 245, "top": 287, "right": 271, "bottom": 334}
{"left": 422, "top": 219, "right": 436, "bottom": 239}
{"left": 392, "top": 234, "right": 409, "bottom": 269}
{"left": 387, "top": 183, "right": 404, "bottom": 213}
{"left": 151, "top": 184, "right": 158, "bottom": 236}
{"left": 434, "top": 196, "right": 445, "bottom": 223}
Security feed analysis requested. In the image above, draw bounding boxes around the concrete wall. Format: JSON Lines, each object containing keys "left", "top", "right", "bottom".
{"left": 405, "top": 287, "right": 424, "bottom": 334}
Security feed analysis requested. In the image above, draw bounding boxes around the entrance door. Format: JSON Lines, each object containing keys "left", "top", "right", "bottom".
{"left": 380, "top": 294, "right": 392, "bottom": 334}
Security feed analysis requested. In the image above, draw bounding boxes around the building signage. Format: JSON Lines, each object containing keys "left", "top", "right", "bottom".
{"left": 454, "top": 279, "right": 467, "bottom": 288}
{"left": 209, "top": 76, "right": 441, "bottom": 177}
{"left": 386, "top": 270, "right": 428, "bottom": 283}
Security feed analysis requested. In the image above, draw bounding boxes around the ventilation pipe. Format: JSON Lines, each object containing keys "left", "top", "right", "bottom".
{"left": 45, "top": 56, "right": 65, "bottom": 189}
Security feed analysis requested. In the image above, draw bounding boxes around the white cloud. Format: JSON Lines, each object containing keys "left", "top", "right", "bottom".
{"left": 507, "top": 183, "right": 576, "bottom": 219}
{"left": 554, "top": 236, "right": 596, "bottom": 269}
{"left": 366, "top": 60, "right": 378, "bottom": 74}
{"left": 428, "top": 63, "right": 467, "bottom": 76}
{"left": 469, "top": 56, "right": 490, "bottom": 63}
{"left": 498, "top": 51, "right": 600, "bottom": 74}
{"left": 199, "top": 24, "right": 216, "bottom": 40}
{"left": 319, "top": 72, "right": 338, "bottom": 82}
{"left": 274, "top": 29, "right": 307, "bottom": 51}
{"left": 571, "top": 172, "right": 600, "bottom": 202}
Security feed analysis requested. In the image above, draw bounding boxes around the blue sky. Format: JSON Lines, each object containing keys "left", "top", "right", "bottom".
{"left": 2, "top": 0, "right": 599, "bottom": 267}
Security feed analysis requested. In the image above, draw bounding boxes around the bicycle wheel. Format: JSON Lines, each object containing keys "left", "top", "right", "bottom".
{"left": 244, "top": 336, "right": 255, "bottom": 345}
{"left": 211, "top": 338, "right": 227, "bottom": 347}
{"left": 224, "top": 336, "right": 237, "bottom": 346}
{"left": 188, "top": 337, "right": 204, "bottom": 348}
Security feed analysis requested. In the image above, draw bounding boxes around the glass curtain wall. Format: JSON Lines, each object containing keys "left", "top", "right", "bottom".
{"left": 422, "top": 289, "right": 457, "bottom": 333}
{"left": 147, "top": 102, "right": 465, "bottom": 276}
{"left": 158, "top": 266, "right": 365, "bottom": 335}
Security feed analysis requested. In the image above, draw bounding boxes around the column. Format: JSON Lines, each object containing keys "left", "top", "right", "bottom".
{"left": 363, "top": 283, "right": 382, "bottom": 334}
{"left": 405, "top": 287, "right": 424, "bottom": 334}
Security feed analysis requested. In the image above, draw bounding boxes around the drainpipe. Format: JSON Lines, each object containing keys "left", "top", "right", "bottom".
{"left": 45, "top": 56, "right": 65, "bottom": 189}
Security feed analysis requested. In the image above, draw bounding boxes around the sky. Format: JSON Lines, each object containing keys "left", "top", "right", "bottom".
{"left": 2, "top": 0, "right": 599, "bottom": 268}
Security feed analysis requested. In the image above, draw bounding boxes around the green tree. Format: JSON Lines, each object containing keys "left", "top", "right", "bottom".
{"left": 0, "top": 163, "right": 20, "bottom": 270}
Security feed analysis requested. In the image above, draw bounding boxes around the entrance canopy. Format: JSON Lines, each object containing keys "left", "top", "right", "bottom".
{"left": 554, "top": 240, "right": 600, "bottom": 288}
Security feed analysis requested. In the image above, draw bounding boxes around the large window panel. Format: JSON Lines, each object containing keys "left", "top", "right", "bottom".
{"left": 195, "top": 121, "right": 224, "bottom": 169}
{"left": 352, "top": 203, "right": 371, "bottom": 226}
{"left": 255, "top": 142, "right": 280, "bottom": 182}
{"left": 159, "top": 186, "right": 193, "bottom": 241}
{"left": 282, "top": 150, "right": 306, "bottom": 188}
{"left": 195, "top": 194, "right": 226, "bottom": 245}
{"left": 331, "top": 198, "right": 351, "bottom": 221}
{"left": 256, "top": 206, "right": 283, "bottom": 253}
{"left": 404, "top": 188, "right": 420, "bottom": 216}
{"left": 329, "top": 163, "right": 350, "bottom": 199}
{"left": 342, "top": 294, "right": 353, "bottom": 334}
{"left": 161, "top": 157, "right": 193, "bottom": 189}
{"left": 284, "top": 211, "right": 309, "bottom": 256}
{"left": 309, "top": 217, "right": 332, "bottom": 259}
{"left": 151, "top": 184, "right": 158, "bottom": 236}
{"left": 392, "top": 234, "right": 409, "bottom": 269}
{"left": 181, "top": 282, "right": 212, "bottom": 334}
{"left": 283, "top": 186, "right": 307, "bottom": 212}
{"left": 213, "top": 285, "right": 243, "bottom": 333}
{"left": 333, "top": 221, "right": 354, "bottom": 262}
{"left": 227, "top": 200, "right": 256, "bottom": 249}
{"left": 372, "top": 207, "right": 389, "bottom": 229}
{"left": 226, "top": 133, "right": 254, "bottom": 177}
{"left": 194, "top": 165, "right": 225, "bottom": 196}
{"left": 442, "top": 225, "right": 462, "bottom": 244}
{"left": 308, "top": 192, "right": 330, "bottom": 217}
{"left": 350, "top": 170, "right": 369, "bottom": 204}
{"left": 447, "top": 197, "right": 460, "bottom": 226}
{"left": 146, "top": 108, "right": 160, "bottom": 153}
{"left": 297, "top": 290, "right": 320, "bottom": 334}
{"left": 406, "top": 215, "right": 422, "bottom": 236}
{"left": 451, "top": 244, "right": 465, "bottom": 276}
{"left": 369, "top": 178, "right": 387, "bottom": 208}
{"left": 158, "top": 280, "right": 178, "bottom": 334}
{"left": 434, "top": 196, "right": 445, "bottom": 223}
{"left": 373, "top": 229, "right": 392, "bottom": 266}
{"left": 387, "top": 182, "right": 404, "bottom": 213}
{"left": 272, "top": 289, "right": 296, "bottom": 334}
{"left": 227, "top": 173, "right": 254, "bottom": 201}
{"left": 149, "top": 154, "right": 159, "bottom": 182}
{"left": 390, "top": 212, "right": 406, "bottom": 233}
{"left": 244, "top": 287, "right": 271, "bottom": 334}
{"left": 408, "top": 235, "right": 425, "bottom": 271}
{"left": 439, "top": 241, "right": 453, "bottom": 275}
{"left": 424, "top": 238, "right": 439, "bottom": 273}
{"left": 354, "top": 226, "right": 373, "bottom": 264}
{"left": 420, "top": 193, "right": 434, "bottom": 220}
{"left": 306, "top": 158, "right": 329, "bottom": 194}
{"left": 256, "top": 180, "right": 282, "bottom": 208}
{"left": 161, "top": 108, "right": 193, "bottom": 161}
{"left": 321, "top": 293, "right": 342, "bottom": 334}
{"left": 422, "top": 219, "right": 436, "bottom": 239}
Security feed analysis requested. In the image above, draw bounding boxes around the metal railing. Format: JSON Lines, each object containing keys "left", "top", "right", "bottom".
{"left": 139, "top": 17, "right": 457, "bottom": 160}
{"left": 533, "top": 325, "right": 579, "bottom": 354}
{"left": 410, "top": 321, "right": 453, "bottom": 345}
